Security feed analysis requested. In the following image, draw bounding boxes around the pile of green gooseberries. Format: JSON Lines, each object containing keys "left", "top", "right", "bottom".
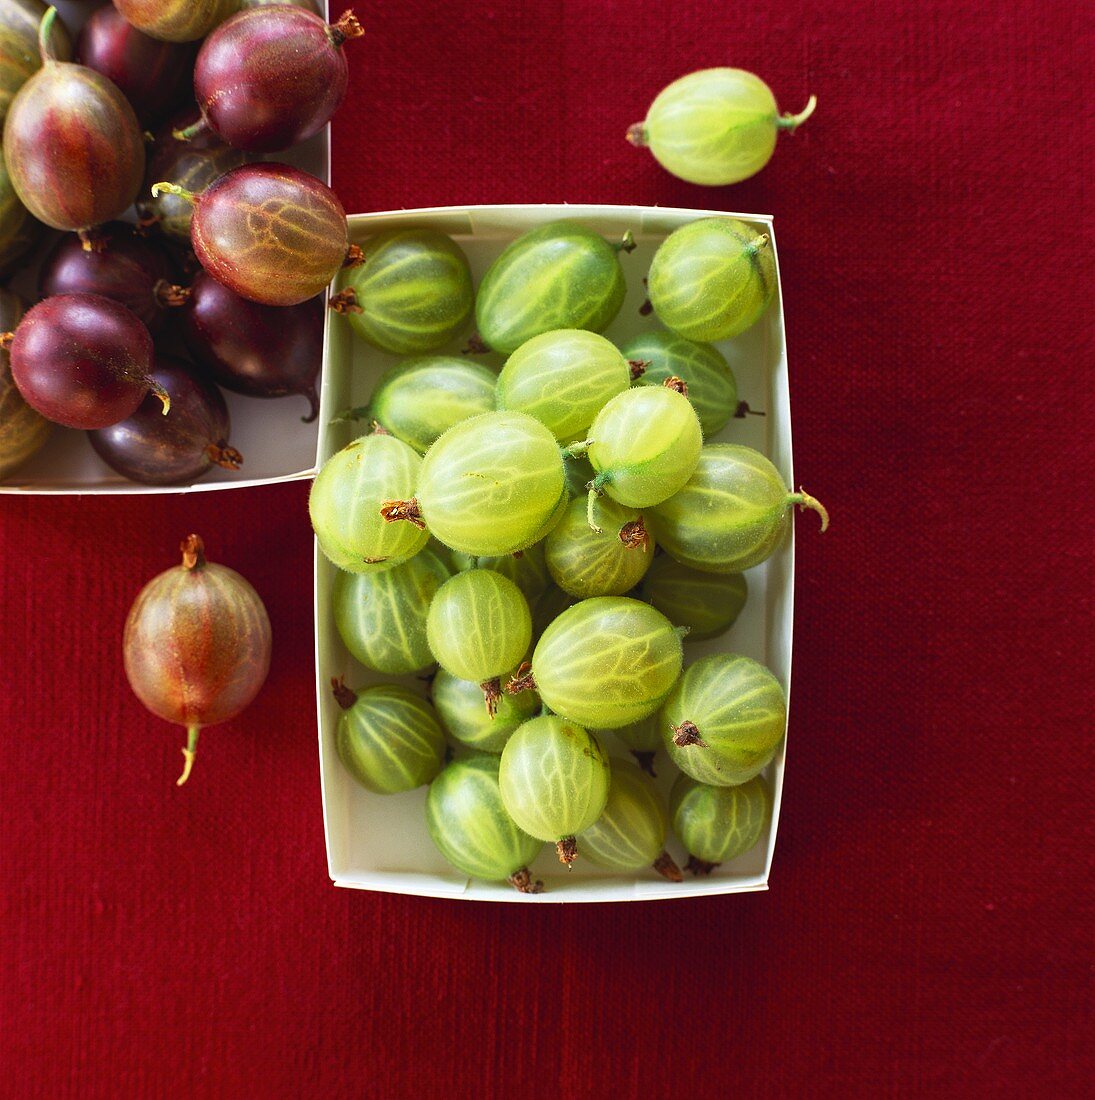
{"left": 312, "top": 216, "right": 828, "bottom": 893}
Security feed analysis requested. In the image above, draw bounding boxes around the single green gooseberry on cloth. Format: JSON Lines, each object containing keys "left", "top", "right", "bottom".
{"left": 670, "top": 772, "right": 773, "bottom": 875}
{"left": 310, "top": 431, "right": 428, "bottom": 574}
{"left": 474, "top": 220, "right": 635, "bottom": 354}
{"left": 648, "top": 218, "right": 776, "bottom": 342}
{"left": 381, "top": 410, "right": 567, "bottom": 557}
{"left": 627, "top": 68, "right": 816, "bottom": 186}
{"left": 578, "top": 758, "right": 682, "bottom": 881}
{"left": 660, "top": 653, "right": 786, "bottom": 787}
{"left": 426, "top": 569, "right": 532, "bottom": 715}
{"left": 426, "top": 753, "right": 545, "bottom": 892}
{"left": 331, "top": 679, "right": 445, "bottom": 794}
{"left": 330, "top": 229, "right": 474, "bottom": 355}
{"left": 332, "top": 545, "right": 452, "bottom": 675}
{"left": 508, "top": 596, "right": 684, "bottom": 729}
{"left": 496, "top": 329, "right": 638, "bottom": 443}
{"left": 639, "top": 556, "right": 747, "bottom": 642}
{"left": 649, "top": 443, "right": 828, "bottom": 574}
{"left": 498, "top": 715, "right": 610, "bottom": 864}
{"left": 432, "top": 667, "right": 538, "bottom": 754}
{"left": 335, "top": 355, "right": 496, "bottom": 454}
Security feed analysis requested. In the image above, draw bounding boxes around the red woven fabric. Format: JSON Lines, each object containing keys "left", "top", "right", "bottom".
{"left": 1, "top": 1, "right": 1090, "bottom": 1095}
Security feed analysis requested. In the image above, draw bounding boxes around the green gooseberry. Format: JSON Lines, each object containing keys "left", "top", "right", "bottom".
{"left": 451, "top": 540, "right": 552, "bottom": 605}
{"left": 670, "top": 772, "right": 773, "bottom": 875}
{"left": 578, "top": 758, "right": 682, "bottom": 881}
{"left": 432, "top": 666, "right": 538, "bottom": 754}
{"left": 649, "top": 443, "right": 828, "bottom": 574}
{"left": 331, "top": 680, "right": 445, "bottom": 794}
{"left": 648, "top": 218, "right": 776, "bottom": 342}
{"left": 475, "top": 220, "right": 635, "bottom": 354}
{"left": 608, "top": 713, "right": 662, "bottom": 777}
{"left": 498, "top": 714, "right": 610, "bottom": 864}
{"left": 425, "top": 754, "right": 545, "bottom": 893}
{"left": 660, "top": 653, "right": 786, "bottom": 787}
{"left": 639, "top": 555, "right": 747, "bottom": 641}
{"left": 332, "top": 228, "right": 474, "bottom": 354}
{"left": 627, "top": 68, "right": 816, "bottom": 186}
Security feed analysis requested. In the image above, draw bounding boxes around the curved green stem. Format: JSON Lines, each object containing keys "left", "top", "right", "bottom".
{"left": 151, "top": 182, "right": 197, "bottom": 206}
{"left": 788, "top": 489, "right": 829, "bottom": 531}
{"left": 331, "top": 404, "right": 371, "bottom": 424}
{"left": 586, "top": 478, "right": 608, "bottom": 533}
{"left": 777, "top": 94, "right": 817, "bottom": 131}
{"left": 172, "top": 118, "right": 209, "bottom": 144}
{"left": 615, "top": 230, "right": 636, "bottom": 254}
{"left": 148, "top": 379, "right": 171, "bottom": 416}
{"left": 177, "top": 726, "right": 200, "bottom": 786}
{"left": 746, "top": 233, "right": 771, "bottom": 256}
{"left": 38, "top": 7, "right": 60, "bottom": 64}
{"left": 560, "top": 439, "right": 591, "bottom": 459}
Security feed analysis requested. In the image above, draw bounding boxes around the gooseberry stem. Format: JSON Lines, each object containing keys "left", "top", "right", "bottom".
{"left": 788, "top": 489, "right": 830, "bottom": 532}
{"left": 327, "top": 10, "right": 365, "bottom": 47}
{"left": 180, "top": 534, "right": 206, "bottom": 570}
{"left": 331, "top": 676, "right": 357, "bottom": 710}
{"left": 585, "top": 475, "right": 609, "bottom": 532}
{"left": 207, "top": 442, "right": 243, "bottom": 470}
{"left": 505, "top": 662, "right": 537, "bottom": 696}
{"left": 480, "top": 678, "right": 502, "bottom": 718}
{"left": 556, "top": 836, "right": 578, "bottom": 866}
{"left": 663, "top": 375, "right": 689, "bottom": 396}
{"left": 172, "top": 119, "right": 209, "bottom": 143}
{"left": 155, "top": 281, "right": 191, "bottom": 309}
{"left": 615, "top": 230, "right": 637, "bottom": 254}
{"left": 618, "top": 517, "right": 649, "bottom": 551}
{"left": 38, "top": 6, "right": 61, "bottom": 64}
{"left": 151, "top": 182, "right": 197, "bottom": 206}
{"left": 628, "top": 359, "right": 650, "bottom": 381}
{"left": 777, "top": 94, "right": 817, "bottom": 131}
{"left": 177, "top": 726, "right": 200, "bottom": 786}
{"left": 0, "top": 332, "right": 13, "bottom": 352}
{"left": 746, "top": 233, "right": 770, "bottom": 256}
{"left": 625, "top": 122, "right": 648, "bottom": 147}
{"left": 560, "top": 439, "right": 591, "bottom": 459}
{"left": 672, "top": 721, "right": 707, "bottom": 748}
{"left": 685, "top": 855, "right": 719, "bottom": 876}
{"left": 631, "top": 750, "right": 657, "bottom": 777}
{"left": 78, "top": 227, "right": 107, "bottom": 253}
{"left": 330, "top": 404, "right": 371, "bottom": 423}
{"left": 343, "top": 244, "right": 365, "bottom": 268}
{"left": 653, "top": 851, "right": 684, "bottom": 883}
{"left": 508, "top": 869, "right": 544, "bottom": 894}
{"left": 379, "top": 499, "right": 425, "bottom": 530}
{"left": 328, "top": 288, "right": 362, "bottom": 315}
{"left": 149, "top": 380, "right": 171, "bottom": 416}
{"left": 462, "top": 333, "right": 490, "bottom": 355}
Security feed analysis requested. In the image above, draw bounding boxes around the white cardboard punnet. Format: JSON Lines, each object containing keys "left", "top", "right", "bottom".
{"left": 316, "top": 204, "right": 794, "bottom": 903}
{"left": 0, "top": 1, "right": 332, "bottom": 496}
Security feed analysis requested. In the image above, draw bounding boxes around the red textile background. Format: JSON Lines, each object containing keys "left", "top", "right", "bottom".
{"left": 1, "top": 1, "right": 1091, "bottom": 1096}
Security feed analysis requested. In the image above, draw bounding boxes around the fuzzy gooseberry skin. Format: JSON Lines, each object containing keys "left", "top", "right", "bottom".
{"left": 188, "top": 163, "right": 349, "bottom": 307}
{"left": 123, "top": 544, "right": 272, "bottom": 731}
{"left": 426, "top": 754, "right": 543, "bottom": 885}
{"left": 365, "top": 356, "right": 496, "bottom": 454}
{"left": 475, "top": 221, "right": 630, "bottom": 355}
{"left": 619, "top": 330, "right": 739, "bottom": 437}
{"left": 38, "top": 221, "right": 178, "bottom": 336}
{"left": 76, "top": 6, "right": 195, "bottom": 126}
{"left": 0, "top": 289, "right": 49, "bottom": 479}
{"left": 0, "top": 150, "right": 43, "bottom": 278}
{"left": 5, "top": 38, "right": 145, "bottom": 232}
{"left": 528, "top": 597, "right": 683, "bottom": 729}
{"left": 332, "top": 545, "right": 452, "bottom": 675}
{"left": 670, "top": 773, "right": 773, "bottom": 866}
{"left": 587, "top": 386, "right": 703, "bottom": 508}
{"left": 639, "top": 555, "right": 747, "bottom": 642}
{"left": 432, "top": 668, "right": 538, "bottom": 755}
{"left": 88, "top": 354, "right": 236, "bottom": 487}
{"left": 194, "top": 7, "right": 351, "bottom": 153}
{"left": 497, "top": 330, "right": 632, "bottom": 443}
{"left": 650, "top": 444, "right": 796, "bottom": 574}
{"left": 450, "top": 540, "right": 552, "bottom": 605}
{"left": 648, "top": 218, "right": 776, "bottom": 342}
{"left": 577, "top": 758, "right": 672, "bottom": 874}
{"left": 9, "top": 293, "right": 155, "bottom": 430}
{"left": 0, "top": 0, "right": 72, "bottom": 126}
{"left": 660, "top": 653, "right": 786, "bottom": 787}
{"left": 498, "top": 715, "right": 610, "bottom": 846}
{"left": 426, "top": 569, "right": 532, "bottom": 685}
{"left": 112, "top": 0, "right": 240, "bottom": 44}
{"left": 335, "top": 685, "right": 445, "bottom": 795}
{"left": 179, "top": 270, "right": 322, "bottom": 421}
{"left": 639, "top": 69, "right": 781, "bottom": 186}
{"left": 415, "top": 411, "right": 567, "bottom": 557}
{"left": 310, "top": 433, "right": 428, "bottom": 574}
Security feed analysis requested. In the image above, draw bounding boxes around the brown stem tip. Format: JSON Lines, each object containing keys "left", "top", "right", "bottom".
{"left": 78, "top": 227, "right": 108, "bottom": 253}
{"left": 328, "top": 288, "right": 362, "bottom": 315}
{"left": 653, "top": 851, "right": 684, "bottom": 883}
{"left": 0, "top": 332, "right": 13, "bottom": 352}
{"left": 505, "top": 662, "right": 537, "bottom": 696}
{"left": 556, "top": 836, "right": 578, "bottom": 866}
{"left": 480, "top": 677, "right": 502, "bottom": 718}
{"left": 329, "top": 10, "right": 365, "bottom": 46}
{"left": 626, "top": 122, "right": 648, "bottom": 147}
{"left": 206, "top": 442, "right": 243, "bottom": 471}
{"left": 508, "top": 868, "right": 544, "bottom": 894}
{"left": 671, "top": 721, "right": 707, "bottom": 748}
{"left": 331, "top": 676, "right": 357, "bottom": 710}
{"left": 638, "top": 298, "right": 654, "bottom": 317}
{"left": 618, "top": 517, "right": 649, "bottom": 552}
{"left": 631, "top": 750, "right": 657, "bottom": 778}
{"left": 734, "top": 401, "right": 766, "bottom": 418}
{"left": 686, "top": 856, "right": 720, "bottom": 877}
{"left": 379, "top": 499, "right": 425, "bottom": 530}
{"left": 462, "top": 333, "right": 490, "bottom": 355}
{"left": 180, "top": 534, "right": 206, "bottom": 570}
{"left": 628, "top": 358, "right": 650, "bottom": 381}
{"left": 343, "top": 244, "right": 365, "bottom": 268}
{"left": 662, "top": 375, "right": 689, "bottom": 396}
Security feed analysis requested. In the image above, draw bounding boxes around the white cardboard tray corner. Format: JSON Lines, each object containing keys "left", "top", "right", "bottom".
{"left": 0, "top": 1, "right": 331, "bottom": 496}
{"left": 316, "top": 204, "right": 793, "bottom": 903}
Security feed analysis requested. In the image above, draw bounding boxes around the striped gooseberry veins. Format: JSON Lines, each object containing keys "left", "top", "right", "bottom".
{"left": 659, "top": 653, "right": 787, "bottom": 788}
{"left": 647, "top": 218, "right": 777, "bottom": 342}
{"left": 152, "top": 163, "right": 352, "bottom": 307}
{"left": 508, "top": 596, "right": 685, "bottom": 730}
{"left": 669, "top": 773, "right": 773, "bottom": 876}
{"left": 187, "top": 7, "right": 363, "bottom": 153}
{"left": 331, "top": 680, "right": 445, "bottom": 795}
{"left": 431, "top": 667, "right": 538, "bottom": 755}
{"left": 0, "top": 0, "right": 72, "bottom": 128}
{"left": 309, "top": 432, "right": 428, "bottom": 574}
{"left": 4, "top": 8, "right": 143, "bottom": 236}
{"left": 426, "top": 754, "right": 544, "bottom": 893}
{"left": 577, "top": 758, "right": 683, "bottom": 882}
{"left": 627, "top": 68, "right": 816, "bottom": 187}
{"left": 474, "top": 220, "right": 636, "bottom": 355}
{"left": 0, "top": 151, "right": 43, "bottom": 278}
{"left": 123, "top": 535, "right": 272, "bottom": 786}
{"left": 639, "top": 556, "right": 748, "bottom": 643}
{"left": 112, "top": 0, "right": 239, "bottom": 44}
{"left": 329, "top": 229, "right": 474, "bottom": 355}
{"left": 649, "top": 443, "right": 828, "bottom": 575}
{"left": 498, "top": 715, "right": 610, "bottom": 865}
